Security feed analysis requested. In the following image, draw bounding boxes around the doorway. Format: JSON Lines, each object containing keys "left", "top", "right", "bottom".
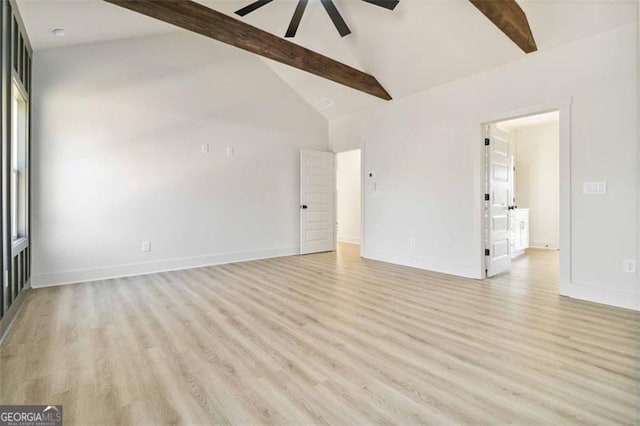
{"left": 335, "top": 149, "right": 362, "bottom": 254}
{"left": 484, "top": 111, "right": 561, "bottom": 279}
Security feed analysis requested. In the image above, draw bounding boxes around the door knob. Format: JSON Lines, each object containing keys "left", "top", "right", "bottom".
{"left": 300, "top": 205, "right": 308, "bottom": 209}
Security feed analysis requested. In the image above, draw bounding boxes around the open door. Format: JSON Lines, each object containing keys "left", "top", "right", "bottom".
{"left": 300, "top": 150, "right": 335, "bottom": 254}
{"left": 486, "top": 125, "right": 512, "bottom": 276}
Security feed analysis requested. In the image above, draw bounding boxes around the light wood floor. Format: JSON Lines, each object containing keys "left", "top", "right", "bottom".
{"left": 1, "top": 244, "right": 638, "bottom": 425}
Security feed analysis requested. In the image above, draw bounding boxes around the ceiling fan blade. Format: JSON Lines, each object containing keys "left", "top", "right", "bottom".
{"left": 361, "top": 0, "right": 399, "bottom": 11}
{"left": 102, "top": 0, "right": 392, "bottom": 100}
{"left": 320, "top": 0, "right": 351, "bottom": 37}
{"left": 468, "top": 0, "right": 537, "bottom": 53}
{"left": 285, "top": 0, "right": 309, "bottom": 38}
{"left": 235, "top": 0, "right": 274, "bottom": 17}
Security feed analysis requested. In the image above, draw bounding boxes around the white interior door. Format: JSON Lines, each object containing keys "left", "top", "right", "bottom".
{"left": 300, "top": 150, "right": 335, "bottom": 254}
{"left": 486, "top": 125, "right": 512, "bottom": 276}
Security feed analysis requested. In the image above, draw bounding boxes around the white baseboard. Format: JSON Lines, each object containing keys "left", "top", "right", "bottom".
{"left": 363, "top": 251, "right": 639, "bottom": 310}
{"left": 530, "top": 241, "right": 559, "bottom": 249}
{"left": 364, "top": 250, "right": 481, "bottom": 279}
{"left": 31, "top": 246, "right": 300, "bottom": 288}
{"left": 337, "top": 235, "right": 361, "bottom": 244}
{"left": 511, "top": 248, "right": 526, "bottom": 258}
{"left": 560, "top": 282, "right": 640, "bottom": 311}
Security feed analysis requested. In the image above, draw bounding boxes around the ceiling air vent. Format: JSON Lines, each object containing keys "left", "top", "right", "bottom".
{"left": 315, "top": 97, "right": 335, "bottom": 110}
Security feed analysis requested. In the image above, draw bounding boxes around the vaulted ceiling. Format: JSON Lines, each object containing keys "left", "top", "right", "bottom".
{"left": 16, "top": 0, "right": 638, "bottom": 119}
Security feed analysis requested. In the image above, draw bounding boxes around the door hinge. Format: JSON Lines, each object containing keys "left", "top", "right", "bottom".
{"left": 485, "top": 249, "right": 490, "bottom": 256}
{"left": 484, "top": 193, "right": 490, "bottom": 201}
{"left": 484, "top": 138, "right": 490, "bottom": 146}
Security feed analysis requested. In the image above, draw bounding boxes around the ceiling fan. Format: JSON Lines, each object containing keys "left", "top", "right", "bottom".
{"left": 235, "top": 0, "right": 399, "bottom": 38}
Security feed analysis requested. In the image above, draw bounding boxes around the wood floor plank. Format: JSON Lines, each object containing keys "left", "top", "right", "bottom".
{"left": 0, "top": 244, "right": 638, "bottom": 424}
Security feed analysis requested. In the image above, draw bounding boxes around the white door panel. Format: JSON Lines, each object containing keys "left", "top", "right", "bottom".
{"left": 300, "top": 150, "right": 335, "bottom": 254}
{"left": 486, "top": 125, "right": 513, "bottom": 277}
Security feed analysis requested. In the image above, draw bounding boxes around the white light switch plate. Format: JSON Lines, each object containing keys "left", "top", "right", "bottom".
{"left": 583, "top": 181, "right": 607, "bottom": 194}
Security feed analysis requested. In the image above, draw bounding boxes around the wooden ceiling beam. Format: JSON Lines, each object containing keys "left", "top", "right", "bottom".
{"left": 103, "top": 0, "right": 392, "bottom": 100}
{"left": 469, "top": 0, "right": 537, "bottom": 53}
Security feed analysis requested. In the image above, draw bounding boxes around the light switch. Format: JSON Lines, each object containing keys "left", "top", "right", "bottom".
{"left": 201, "top": 143, "right": 210, "bottom": 153}
{"left": 226, "top": 146, "right": 234, "bottom": 157}
{"left": 583, "top": 182, "right": 607, "bottom": 195}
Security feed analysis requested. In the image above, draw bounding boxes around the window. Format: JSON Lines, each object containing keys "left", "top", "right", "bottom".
{"left": 11, "top": 83, "right": 27, "bottom": 243}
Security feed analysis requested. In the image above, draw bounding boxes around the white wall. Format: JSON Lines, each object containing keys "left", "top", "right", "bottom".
{"left": 330, "top": 24, "right": 638, "bottom": 310}
{"left": 336, "top": 150, "right": 361, "bottom": 244}
{"left": 514, "top": 121, "right": 560, "bottom": 249}
{"left": 31, "top": 32, "right": 328, "bottom": 286}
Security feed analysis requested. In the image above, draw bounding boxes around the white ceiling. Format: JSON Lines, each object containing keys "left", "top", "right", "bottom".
{"left": 16, "top": 0, "right": 176, "bottom": 49}
{"left": 497, "top": 111, "right": 559, "bottom": 130}
{"left": 16, "top": 0, "right": 638, "bottom": 119}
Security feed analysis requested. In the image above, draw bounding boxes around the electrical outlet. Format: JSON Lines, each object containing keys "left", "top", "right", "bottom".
{"left": 142, "top": 241, "right": 151, "bottom": 253}
{"left": 623, "top": 258, "right": 636, "bottom": 274}
{"left": 410, "top": 238, "right": 416, "bottom": 248}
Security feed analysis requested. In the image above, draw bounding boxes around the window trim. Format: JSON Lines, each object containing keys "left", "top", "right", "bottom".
{"left": 10, "top": 77, "right": 29, "bottom": 245}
